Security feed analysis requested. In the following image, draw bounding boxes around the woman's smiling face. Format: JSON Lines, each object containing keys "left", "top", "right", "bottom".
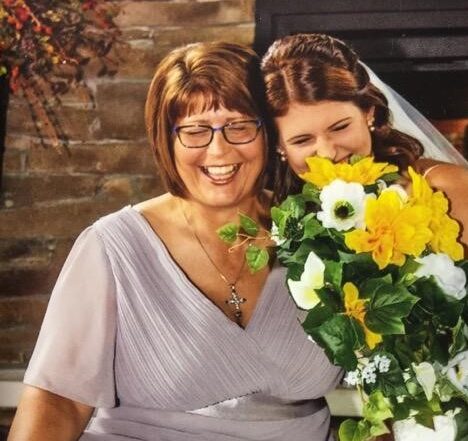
{"left": 173, "top": 105, "right": 265, "bottom": 209}
{"left": 275, "top": 100, "right": 374, "bottom": 175}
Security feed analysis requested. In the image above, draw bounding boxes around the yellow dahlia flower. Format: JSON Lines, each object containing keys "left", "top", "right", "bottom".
{"left": 345, "top": 190, "right": 432, "bottom": 269}
{"left": 300, "top": 156, "right": 398, "bottom": 189}
{"left": 408, "top": 167, "right": 463, "bottom": 260}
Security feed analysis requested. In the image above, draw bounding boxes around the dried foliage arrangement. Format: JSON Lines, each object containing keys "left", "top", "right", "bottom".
{"left": 0, "top": 0, "right": 121, "bottom": 148}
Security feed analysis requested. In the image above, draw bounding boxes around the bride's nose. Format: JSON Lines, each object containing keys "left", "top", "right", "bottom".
{"left": 316, "top": 138, "right": 337, "bottom": 161}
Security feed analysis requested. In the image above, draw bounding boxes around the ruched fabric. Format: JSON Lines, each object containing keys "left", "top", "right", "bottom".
{"left": 25, "top": 206, "right": 342, "bottom": 440}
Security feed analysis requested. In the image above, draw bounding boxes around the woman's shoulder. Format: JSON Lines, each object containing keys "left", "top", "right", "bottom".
{"left": 414, "top": 158, "right": 468, "bottom": 191}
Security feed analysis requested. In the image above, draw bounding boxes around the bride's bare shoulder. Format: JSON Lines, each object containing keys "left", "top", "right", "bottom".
{"left": 415, "top": 158, "right": 468, "bottom": 190}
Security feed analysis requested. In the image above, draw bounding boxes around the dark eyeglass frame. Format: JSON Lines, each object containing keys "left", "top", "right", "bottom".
{"left": 172, "top": 119, "right": 263, "bottom": 149}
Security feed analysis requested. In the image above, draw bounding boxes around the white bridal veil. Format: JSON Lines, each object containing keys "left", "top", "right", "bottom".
{"left": 363, "top": 64, "right": 468, "bottom": 167}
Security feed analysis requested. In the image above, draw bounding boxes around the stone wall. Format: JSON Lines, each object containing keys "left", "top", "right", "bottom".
{"left": 0, "top": 0, "right": 255, "bottom": 368}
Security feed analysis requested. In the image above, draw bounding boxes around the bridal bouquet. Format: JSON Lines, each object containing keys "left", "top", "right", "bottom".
{"left": 218, "top": 156, "right": 468, "bottom": 441}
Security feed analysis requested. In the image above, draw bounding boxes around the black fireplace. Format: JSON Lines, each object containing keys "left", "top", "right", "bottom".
{"left": 255, "top": 0, "right": 468, "bottom": 156}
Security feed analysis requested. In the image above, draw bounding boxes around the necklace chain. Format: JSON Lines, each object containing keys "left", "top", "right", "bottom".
{"left": 180, "top": 202, "right": 247, "bottom": 323}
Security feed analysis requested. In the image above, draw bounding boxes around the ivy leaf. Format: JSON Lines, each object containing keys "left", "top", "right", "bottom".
{"left": 338, "top": 419, "right": 371, "bottom": 441}
{"left": 450, "top": 318, "right": 467, "bottom": 357}
{"left": 239, "top": 213, "right": 259, "bottom": 237}
{"left": 279, "top": 194, "right": 306, "bottom": 217}
{"left": 365, "top": 283, "right": 419, "bottom": 335}
{"left": 302, "top": 303, "right": 335, "bottom": 330}
{"left": 455, "top": 406, "right": 468, "bottom": 441}
{"left": 271, "top": 207, "right": 288, "bottom": 236}
{"left": 380, "top": 172, "right": 401, "bottom": 183}
{"left": 245, "top": 244, "right": 269, "bottom": 273}
{"left": 362, "top": 390, "right": 393, "bottom": 436}
{"left": 301, "top": 212, "right": 324, "bottom": 240}
{"left": 216, "top": 223, "right": 239, "bottom": 244}
{"left": 308, "top": 314, "right": 359, "bottom": 370}
{"left": 302, "top": 182, "right": 321, "bottom": 204}
{"left": 324, "top": 260, "right": 343, "bottom": 292}
{"left": 366, "top": 352, "right": 407, "bottom": 397}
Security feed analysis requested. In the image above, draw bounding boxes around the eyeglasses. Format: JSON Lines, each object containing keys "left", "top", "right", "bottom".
{"left": 172, "top": 119, "right": 263, "bottom": 149}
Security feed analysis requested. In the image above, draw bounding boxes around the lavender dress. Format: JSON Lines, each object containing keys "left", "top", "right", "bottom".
{"left": 25, "top": 206, "right": 342, "bottom": 441}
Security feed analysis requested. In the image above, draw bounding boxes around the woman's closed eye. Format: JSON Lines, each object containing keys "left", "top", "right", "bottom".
{"left": 289, "top": 136, "right": 315, "bottom": 147}
{"left": 331, "top": 122, "right": 350, "bottom": 132}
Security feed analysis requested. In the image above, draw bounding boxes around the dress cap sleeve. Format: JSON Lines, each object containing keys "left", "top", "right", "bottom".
{"left": 24, "top": 226, "right": 117, "bottom": 408}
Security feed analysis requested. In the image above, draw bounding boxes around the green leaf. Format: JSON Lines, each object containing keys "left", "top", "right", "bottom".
{"left": 239, "top": 213, "right": 259, "bottom": 237}
{"left": 338, "top": 419, "right": 371, "bottom": 441}
{"left": 338, "top": 251, "right": 376, "bottom": 265}
{"left": 286, "top": 263, "right": 303, "bottom": 282}
{"left": 415, "top": 278, "right": 464, "bottom": 327}
{"left": 302, "top": 303, "right": 335, "bottom": 331}
{"left": 455, "top": 406, "right": 468, "bottom": 441}
{"left": 450, "top": 318, "right": 467, "bottom": 357}
{"left": 216, "top": 223, "right": 239, "bottom": 244}
{"left": 365, "top": 283, "right": 419, "bottom": 335}
{"left": 302, "top": 182, "right": 321, "bottom": 204}
{"left": 324, "top": 260, "right": 343, "bottom": 292}
{"left": 270, "top": 206, "right": 287, "bottom": 231}
{"left": 301, "top": 212, "right": 324, "bottom": 240}
{"left": 245, "top": 244, "right": 269, "bottom": 273}
{"left": 284, "top": 240, "right": 315, "bottom": 266}
{"left": 366, "top": 352, "right": 406, "bottom": 397}
{"left": 279, "top": 194, "right": 306, "bottom": 218}
{"left": 308, "top": 314, "right": 359, "bottom": 370}
{"left": 359, "top": 275, "right": 392, "bottom": 299}
{"left": 380, "top": 172, "right": 401, "bottom": 183}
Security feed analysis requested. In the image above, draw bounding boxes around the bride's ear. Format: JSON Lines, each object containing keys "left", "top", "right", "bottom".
{"left": 366, "top": 106, "right": 376, "bottom": 131}
{"left": 366, "top": 105, "right": 376, "bottom": 120}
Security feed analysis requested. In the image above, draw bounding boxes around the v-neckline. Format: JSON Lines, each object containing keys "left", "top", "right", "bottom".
{"left": 125, "top": 205, "right": 277, "bottom": 333}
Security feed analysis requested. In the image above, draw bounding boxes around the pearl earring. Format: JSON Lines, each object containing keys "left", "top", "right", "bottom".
{"left": 276, "top": 147, "right": 287, "bottom": 162}
{"left": 368, "top": 117, "right": 375, "bottom": 132}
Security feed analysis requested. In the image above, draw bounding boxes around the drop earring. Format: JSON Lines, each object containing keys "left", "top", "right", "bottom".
{"left": 367, "top": 117, "right": 375, "bottom": 132}
{"left": 277, "top": 147, "right": 287, "bottom": 162}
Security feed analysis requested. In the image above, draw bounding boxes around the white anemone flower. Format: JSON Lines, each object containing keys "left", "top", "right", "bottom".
{"left": 415, "top": 253, "right": 466, "bottom": 300}
{"left": 444, "top": 350, "right": 468, "bottom": 395}
{"left": 287, "top": 251, "right": 325, "bottom": 310}
{"left": 392, "top": 415, "right": 457, "bottom": 441}
{"left": 317, "top": 179, "right": 371, "bottom": 231}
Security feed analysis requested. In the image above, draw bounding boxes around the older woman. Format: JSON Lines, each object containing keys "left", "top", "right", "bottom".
{"left": 8, "top": 41, "right": 341, "bottom": 441}
{"left": 261, "top": 33, "right": 468, "bottom": 249}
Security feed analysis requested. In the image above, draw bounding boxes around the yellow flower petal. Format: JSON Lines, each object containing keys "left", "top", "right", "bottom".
{"left": 343, "top": 282, "right": 382, "bottom": 349}
{"left": 299, "top": 156, "right": 398, "bottom": 188}
{"left": 345, "top": 190, "right": 432, "bottom": 269}
{"left": 364, "top": 327, "right": 383, "bottom": 350}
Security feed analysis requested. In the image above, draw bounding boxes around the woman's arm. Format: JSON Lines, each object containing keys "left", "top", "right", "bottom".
{"left": 8, "top": 385, "right": 93, "bottom": 441}
{"left": 419, "top": 159, "right": 468, "bottom": 250}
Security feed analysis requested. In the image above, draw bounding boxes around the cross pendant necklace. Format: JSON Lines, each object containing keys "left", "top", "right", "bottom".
{"left": 226, "top": 284, "right": 247, "bottom": 322}
{"left": 181, "top": 202, "right": 247, "bottom": 325}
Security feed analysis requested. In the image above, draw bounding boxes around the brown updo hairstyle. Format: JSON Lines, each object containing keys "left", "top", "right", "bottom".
{"left": 261, "top": 33, "right": 424, "bottom": 202}
{"left": 145, "top": 41, "right": 272, "bottom": 198}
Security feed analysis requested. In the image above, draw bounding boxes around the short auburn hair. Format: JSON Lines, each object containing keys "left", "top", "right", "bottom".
{"left": 145, "top": 41, "right": 271, "bottom": 197}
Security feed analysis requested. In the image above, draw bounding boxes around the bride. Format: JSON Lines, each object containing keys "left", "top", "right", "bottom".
{"left": 261, "top": 33, "right": 468, "bottom": 249}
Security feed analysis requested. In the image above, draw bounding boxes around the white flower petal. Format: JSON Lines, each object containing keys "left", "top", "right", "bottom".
{"left": 444, "top": 350, "right": 468, "bottom": 395}
{"left": 413, "top": 362, "right": 436, "bottom": 400}
{"left": 382, "top": 184, "right": 409, "bottom": 202}
{"left": 317, "top": 179, "right": 368, "bottom": 231}
{"left": 393, "top": 416, "right": 457, "bottom": 441}
{"left": 287, "top": 279, "right": 320, "bottom": 310}
{"left": 415, "top": 253, "right": 466, "bottom": 300}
